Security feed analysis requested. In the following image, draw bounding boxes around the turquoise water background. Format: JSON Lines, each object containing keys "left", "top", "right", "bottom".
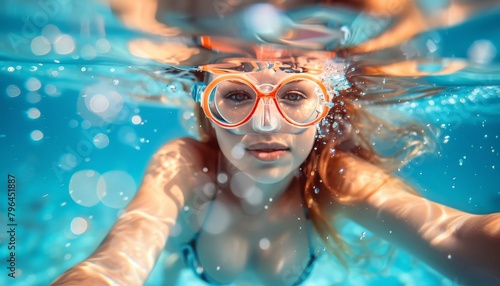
{"left": 1, "top": 0, "right": 500, "bottom": 285}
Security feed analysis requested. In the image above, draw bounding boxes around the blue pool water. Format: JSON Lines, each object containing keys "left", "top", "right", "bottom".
{"left": 1, "top": 0, "right": 500, "bottom": 285}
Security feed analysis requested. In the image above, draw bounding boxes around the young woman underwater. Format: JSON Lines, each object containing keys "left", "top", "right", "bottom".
{"left": 52, "top": 59, "right": 500, "bottom": 286}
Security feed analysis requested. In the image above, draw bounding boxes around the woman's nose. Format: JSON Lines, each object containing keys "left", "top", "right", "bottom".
{"left": 252, "top": 98, "right": 281, "bottom": 132}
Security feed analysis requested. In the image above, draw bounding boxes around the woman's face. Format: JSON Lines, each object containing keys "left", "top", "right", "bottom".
{"left": 210, "top": 69, "right": 318, "bottom": 184}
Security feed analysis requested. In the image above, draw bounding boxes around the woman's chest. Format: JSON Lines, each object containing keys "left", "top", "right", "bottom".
{"left": 193, "top": 200, "right": 315, "bottom": 285}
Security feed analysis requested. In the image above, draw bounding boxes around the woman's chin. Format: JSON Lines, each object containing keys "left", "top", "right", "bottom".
{"left": 241, "top": 166, "right": 295, "bottom": 185}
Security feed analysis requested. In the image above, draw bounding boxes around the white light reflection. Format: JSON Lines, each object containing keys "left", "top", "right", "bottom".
{"left": 231, "top": 143, "right": 245, "bottom": 159}
{"left": 30, "top": 130, "right": 44, "bottom": 141}
{"left": 80, "top": 86, "right": 124, "bottom": 123}
{"left": 217, "top": 173, "right": 228, "bottom": 184}
{"left": 31, "top": 36, "right": 51, "bottom": 56}
{"left": 44, "top": 84, "right": 59, "bottom": 96}
{"left": 26, "top": 92, "right": 42, "bottom": 104}
{"left": 199, "top": 201, "right": 231, "bottom": 235}
{"left": 6, "top": 85, "right": 21, "bottom": 97}
{"left": 96, "top": 38, "right": 111, "bottom": 53}
{"left": 70, "top": 217, "right": 88, "bottom": 235}
{"left": 25, "top": 77, "right": 42, "bottom": 91}
{"left": 41, "top": 24, "right": 61, "bottom": 43}
{"left": 230, "top": 172, "right": 255, "bottom": 198}
{"left": 118, "top": 126, "right": 137, "bottom": 145}
{"left": 468, "top": 40, "right": 497, "bottom": 65}
{"left": 81, "top": 44, "right": 97, "bottom": 60}
{"left": 69, "top": 170, "right": 101, "bottom": 206}
{"left": 89, "top": 94, "right": 110, "bottom": 113}
{"left": 243, "top": 4, "right": 282, "bottom": 36}
{"left": 59, "top": 153, "right": 78, "bottom": 170}
{"left": 131, "top": 115, "right": 142, "bottom": 125}
{"left": 93, "top": 133, "right": 109, "bottom": 149}
{"left": 27, "top": 108, "right": 41, "bottom": 119}
{"left": 97, "top": 170, "right": 136, "bottom": 209}
{"left": 259, "top": 238, "right": 270, "bottom": 250}
{"left": 54, "top": 34, "right": 75, "bottom": 55}
{"left": 68, "top": 119, "right": 78, "bottom": 128}
{"left": 81, "top": 120, "right": 91, "bottom": 129}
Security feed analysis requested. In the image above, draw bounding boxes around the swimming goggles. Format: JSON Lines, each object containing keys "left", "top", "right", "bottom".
{"left": 191, "top": 73, "right": 331, "bottom": 129}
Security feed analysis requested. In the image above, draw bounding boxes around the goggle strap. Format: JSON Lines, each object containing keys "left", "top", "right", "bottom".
{"left": 190, "top": 82, "right": 206, "bottom": 102}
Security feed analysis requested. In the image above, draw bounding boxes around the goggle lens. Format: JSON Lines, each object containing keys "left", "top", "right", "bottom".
{"left": 207, "top": 78, "right": 326, "bottom": 127}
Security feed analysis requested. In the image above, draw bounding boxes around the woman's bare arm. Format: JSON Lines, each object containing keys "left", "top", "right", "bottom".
{"left": 52, "top": 138, "right": 206, "bottom": 285}
{"left": 319, "top": 152, "right": 500, "bottom": 285}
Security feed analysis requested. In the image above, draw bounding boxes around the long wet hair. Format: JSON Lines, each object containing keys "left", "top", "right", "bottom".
{"left": 301, "top": 83, "right": 438, "bottom": 268}
{"left": 192, "top": 66, "right": 438, "bottom": 271}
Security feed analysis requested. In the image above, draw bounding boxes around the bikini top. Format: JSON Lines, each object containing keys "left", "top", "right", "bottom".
{"left": 182, "top": 208, "right": 317, "bottom": 285}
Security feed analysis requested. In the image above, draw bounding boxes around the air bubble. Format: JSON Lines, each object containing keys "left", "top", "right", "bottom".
{"left": 259, "top": 238, "right": 270, "bottom": 250}
{"left": 30, "top": 130, "right": 44, "bottom": 141}
{"left": 6, "top": 85, "right": 21, "bottom": 97}
{"left": 217, "top": 173, "right": 228, "bottom": 184}
{"left": 27, "top": 108, "right": 41, "bottom": 119}
{"left": 360, "top": 231, "right": 366, "bottom": 240}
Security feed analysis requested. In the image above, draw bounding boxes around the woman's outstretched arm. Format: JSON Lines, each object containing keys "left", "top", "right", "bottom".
{"left": 52, "top": 138, "right": 206, "bottom": 285}
{"left": 319, "top": 152, "right": 500, "bottom": 285}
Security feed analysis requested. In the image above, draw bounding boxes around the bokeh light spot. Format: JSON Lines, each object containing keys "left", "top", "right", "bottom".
{"left": 68, "top": 119, "right": 79, "bottom": 128}
{"left": 26, "top": 92, "right": 42, "bottom": 104}
{"left": 59, "top": 153, "right": 78, "bottom": 171}
{"left": 97, "top": 171, "right": 137, "bottom": 209}
{"left": 468, "top": 40, "right": 497, "bottom": 65}
{"left": 54, "top": 34, "right": 76, "bottom": 55}
{"left": 31, "top": 36, "right": 51, "bottom": 56}
{"left": 96, "top": 38, "right": 111, "bottom": 53}
{"left": 89, "top": 94, "right": 110, "bottom": 113}
{"left": 259, "top": 238, "right": 270, "bottom": 250}
{"left": 30, "top": 130, "right": 44, "bottom": 141}
{"left": 70, "top": 217, "right": 88, "bottom": 235}
{"left": 81, "top": 44, "right": 97, "bottom": 60}
{"left": 131, "top": 115, "right": 142, "bottom": 125}
{"left": 41, "top": 24, "right": 61, "bottom": 43}
{"left": 93, "top": 133, "right": 110, "bottom": 149}
{"left": 199, "top": 201, "right": 231, "bottom": 234}
{"left": 27, "top": 107, "right": 41, "bottom": 119}
{"left": 81, "top": 120, "right": 91, "bottom": 129}
{"left": 6, "top": 85, "right": 21, "bottom": 98}
{"left": 45, "top": 84, "right": 59, "bottom": 96}
{"left": 25, "top": 77, "right": 42, "bottom": 92}
{"left": 217, "top": 173, "right": 228, "bottom": 184}
{"left": 69, "top": 170, "right": 101, "bottom": 206}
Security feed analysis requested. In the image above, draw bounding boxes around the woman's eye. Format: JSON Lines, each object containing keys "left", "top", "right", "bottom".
{"left": 225, "top": 91, "right": 252, "bottom": 102}
{"left": 281, "top": 91, "right": 306, "bottom": 102}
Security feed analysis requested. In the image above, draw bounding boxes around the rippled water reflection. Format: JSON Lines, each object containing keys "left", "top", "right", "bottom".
{"left": 2, "top": 0, "right": 500, "bottom": 117}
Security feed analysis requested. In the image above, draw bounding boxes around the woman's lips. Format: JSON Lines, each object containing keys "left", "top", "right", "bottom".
{"left": 245, "top": 143, "right": 289, "bottom": 161}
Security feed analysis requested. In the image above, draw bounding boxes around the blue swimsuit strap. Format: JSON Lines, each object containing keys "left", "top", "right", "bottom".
{"left": 182, "top": 236, "right": 223, "bottom": 284}
{"left": 182, "top": 215, "right": 317, "bottom": 286}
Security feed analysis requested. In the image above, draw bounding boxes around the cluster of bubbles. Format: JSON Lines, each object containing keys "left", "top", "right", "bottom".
{"left": 319, "top": 59, "right": 350, "bottom": 104}
{"left": 5, "top": 68, "right": 61, "bottom": 142}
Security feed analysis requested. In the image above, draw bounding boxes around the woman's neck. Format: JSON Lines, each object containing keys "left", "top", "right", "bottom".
{"left": 219, "top": 155, "right": 302, "bottom": 214}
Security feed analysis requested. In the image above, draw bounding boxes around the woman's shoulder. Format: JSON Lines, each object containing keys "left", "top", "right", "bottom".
{"left": 144, "top": 137, "right": 217, "bottom": 179}
{"left": 154, "top": 137, "right": 216, "bottom": 162}
{"left": 139, "top": 138, "right": 218, "bottom": 210}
